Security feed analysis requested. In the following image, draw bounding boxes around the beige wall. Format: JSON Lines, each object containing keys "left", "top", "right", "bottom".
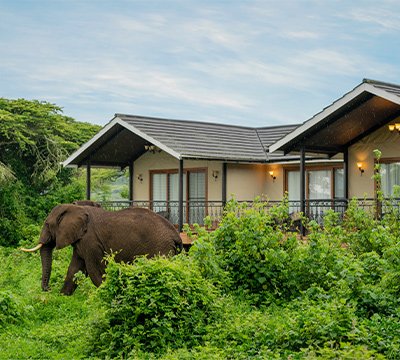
{"left": 264, "top": 164, "right": 285, "bottom": 201}
{"left": 348, "top": 124, "right": 400, "bottom": 198}
{"left": 133, "top": 151, "right": 224, "bottom": 201}
{"left": 133, "top": 152, "right": 269, "bottom": 202}
{"left": 226, "top": 163, "right": 267, "bottom": 201}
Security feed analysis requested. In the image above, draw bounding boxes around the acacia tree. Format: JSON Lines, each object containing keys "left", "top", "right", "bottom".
{"left": 0, "top": 98, "right": 101, "bottom": 246}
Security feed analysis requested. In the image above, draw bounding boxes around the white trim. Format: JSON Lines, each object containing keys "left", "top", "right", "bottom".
{"left": 62, "top": 116, "right": 182, "bottom": 168}
{"left": 269, "top": 83, "right": 369, "bottom": 153}
{"left": 366, "top": 85, "right": 400, "bottom": 106}
{"left": 116, "top": 117, "right": 181, "bottom": 159}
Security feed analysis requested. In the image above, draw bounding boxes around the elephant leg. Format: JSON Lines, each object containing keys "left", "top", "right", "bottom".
{"left": 85, "top": 253, "right": 107, "bottom": 287}
{"left": 61, "top": 249, "right": 86, "bottom": 295}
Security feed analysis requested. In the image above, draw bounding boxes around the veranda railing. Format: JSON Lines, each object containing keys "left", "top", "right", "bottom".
{"left": 100, "top": 198, "right": 400, "bottom": 226}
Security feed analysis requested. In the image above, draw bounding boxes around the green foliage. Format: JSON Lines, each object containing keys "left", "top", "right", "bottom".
{"left": 90, "top": 255, "right": 222, "bottom": 357}
{"left": 2, "top": 197, "right": 400, "bottom": 358}
{"left": 0, "top": 291, "right": 21, "bottom": 327}
{"left": 0, "top": 98, "right": 100, "bottom": 246}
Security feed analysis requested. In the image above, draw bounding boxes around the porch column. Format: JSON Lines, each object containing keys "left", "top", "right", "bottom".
{"left": 343, "top": 148, "right": 349, "bottom": 199}
{"left": 86, "top": 161, "right": 91, "bottom": 200}
{"left": 222, "top": 162, "right": 227, "bottom": 207}
{"left": 300, "top": 147, "right": 306, "bottom": 235}
{"left": 129, "top": 162, "right": 134, "bottom": 203}
{"left": 178, "top": 159, "right": 184, "bottom": 232}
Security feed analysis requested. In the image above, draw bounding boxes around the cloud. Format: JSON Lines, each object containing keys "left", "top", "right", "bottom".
{"left": 1, "top": 0, "right": 400, "bottom": 128}
{"left": 345, "top": 6, "right": 400, "bottom": 32}
{"left": 282, "top": 31, "right": 321, "bottom": 40}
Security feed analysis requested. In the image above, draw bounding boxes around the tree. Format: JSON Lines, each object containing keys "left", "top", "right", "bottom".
{"left": 0, "top": 98, "right": 101, "bottom": 246}
{"left": 0, "top": 98, "right": 100, "bottom": 191}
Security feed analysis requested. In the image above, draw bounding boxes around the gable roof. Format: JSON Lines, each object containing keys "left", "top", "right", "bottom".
{"left": 62, "top": 114, "right": 299, "bottom": 167}
{"left": 269, "top": 79, "right": 400, "bottom": 155}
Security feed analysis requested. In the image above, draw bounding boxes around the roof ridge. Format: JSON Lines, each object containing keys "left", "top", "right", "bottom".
{"left": 254, "top": 128, "right": 269, "bottom": 158}
{"left": 116, "top": 113, "right": 257, "bottom": 130}
{"left": 256, "top": 124, "right": 299, "bottom": 130}
{"left": 363, "top": 78, "right": 400, "bottom": 89}
{"left": 116, "top": 113, "right": 302, "bottom": 133}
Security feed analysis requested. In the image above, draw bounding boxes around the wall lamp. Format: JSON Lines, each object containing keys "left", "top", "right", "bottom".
{"left": 144, "top": 144, "right": 161, "bottom": 153}
{"left": 269, "top": 170, "right": 276, "bottom": 182}
{"left": 212, "top": 170, "right": 219, "bottom": 181}
{"left": 137, "top": 174, "right": 143, "bottom": 183}
{"left": 357, "top": 163, "right": 364, "bottom": 175}
{"left": 388, "top": 123, "right": 400, "bottom": 133}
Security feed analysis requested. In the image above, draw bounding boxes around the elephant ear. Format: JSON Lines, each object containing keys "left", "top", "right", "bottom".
{"left": 55, "top": 205, "right": 89, "bottom": 249}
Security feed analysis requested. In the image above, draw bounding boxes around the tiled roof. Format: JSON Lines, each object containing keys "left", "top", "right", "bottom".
{"left": 117, "top": 114, "right": 298, "bottom": 162}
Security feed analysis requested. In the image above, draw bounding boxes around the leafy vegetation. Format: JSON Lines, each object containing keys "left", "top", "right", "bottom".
{"left": 0, "top": 98, "right": 128, "bottom": 247}
{"left": 0, "top": 98, "right": 101, "bottom": 246}
{"left": 1, "top": 198, "right": 400, "bottom": 359}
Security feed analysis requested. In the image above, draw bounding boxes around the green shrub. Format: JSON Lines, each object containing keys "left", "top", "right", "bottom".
{"left": 357, "top": 313, "right": 400, "bottom": 358}
{"left": 0, "top": 291, "right": 21, "bottom": 327}
{"left": 187, "top": 223, "right": 231, "bottom": 291}
{"left": 90, "top": 255, "right": 222, "bottom": 357}
{"left": 211, "top": 199, "right": 364, "bottom": 304}
{"left": 212, "top": 200, "right": 295, "bottom": 303}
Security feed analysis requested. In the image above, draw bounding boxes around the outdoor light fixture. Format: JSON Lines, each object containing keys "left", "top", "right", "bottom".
{"left": 144, "top": 144, "right": 161, "bottom": 153}
{"left": 212, "top": 170, "right": 219, "bottom": 180}
{"left": 388, "top": 123, "right": 400, "bottom": 133}
{"left": 357, "top": 163, "right": 364, "bottom": 175}
{"left": 269, "top": 170, "right": 276, "bottom": 182}
{"left": 137, "top": 174, "right": 143, "bottom": 183}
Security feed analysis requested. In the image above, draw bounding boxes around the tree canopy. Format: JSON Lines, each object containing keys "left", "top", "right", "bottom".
{"left": 0, "top": 98, "right": 101, "bottom": 246}
{"left": 0, "top": 98, "right": 100, "bottom": 191}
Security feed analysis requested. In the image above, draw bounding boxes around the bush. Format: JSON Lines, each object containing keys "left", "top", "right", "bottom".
{"left": 90, "top": 255, "right": 222, "bottom": 357}
{"left": 210, "top": 200, "right": 365, "bottom": 304}
{"left": 211, "top": 200, "right": 295, "bottom": 303}
{"left": 0, "top": 291, "right": 21, "bottom": 327}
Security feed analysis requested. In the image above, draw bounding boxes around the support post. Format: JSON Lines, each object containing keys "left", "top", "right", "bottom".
{"left": 222, "top": 162, "right": 227, "bottom": 207}
{"left": 178, "top": 159, "right": 184, "bottom": 232}
{"left": 129, "top": 163, "right": 134, "bottom": 203}
{"left": 343, "top": 148, "right": 349, "bottom": 200}
{"left": 86, "top": 161, "right": 91, "bottom": 200}
{"left": 300, "top": 147, "right": 306, "bottom": 236}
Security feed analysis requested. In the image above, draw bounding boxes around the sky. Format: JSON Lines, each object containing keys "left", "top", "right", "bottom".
{"left": 1, "top": 0, "right": 400, "bottom": 127}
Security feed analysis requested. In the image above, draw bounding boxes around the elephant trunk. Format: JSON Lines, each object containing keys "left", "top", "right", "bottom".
{"left": 40, "top": 244, "right": 55, "bottom": 291}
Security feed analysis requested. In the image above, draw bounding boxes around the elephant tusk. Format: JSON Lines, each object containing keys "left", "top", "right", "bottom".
{"left": 21, "top": 243, "right": 43, "bottom": 252}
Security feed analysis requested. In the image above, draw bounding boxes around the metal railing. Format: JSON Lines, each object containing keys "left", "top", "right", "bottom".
{"left": 99, "top": 198, "right": 400, "bottom": 227}
{"left": 100, "top": 200, "right": 224, "bottom": 226}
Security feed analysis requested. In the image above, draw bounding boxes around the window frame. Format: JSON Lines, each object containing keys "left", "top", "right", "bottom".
{"left": 376, "top": 157, "right": 400, "bottom": 198}
{"left": 284, "top": 164, "right": 344, "bottom": 200}
{"left": 149, "top": 167, "right": 208, "bottom": 223}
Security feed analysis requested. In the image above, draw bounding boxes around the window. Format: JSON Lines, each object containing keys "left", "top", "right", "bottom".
{"left": 151, "top": 169, "right": 207, "bottom": 224}
{"left": 308, "top": 169, "right": 331, "bottom": 200}
{"left": 285, "top": 166, "right": 343, "bottom": 214}
{"left": 286, "top": 167, "right": 343, "bottom": 199}
{"left": 380, "top": 160, "right": 400, "bottom": 197}
{"left": 334, "top": 168, "right": 345, "bottom": 198}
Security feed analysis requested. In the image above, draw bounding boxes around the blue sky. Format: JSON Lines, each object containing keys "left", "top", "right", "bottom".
{"left": 1, "top": 0, "right": 400, "bottom": 127}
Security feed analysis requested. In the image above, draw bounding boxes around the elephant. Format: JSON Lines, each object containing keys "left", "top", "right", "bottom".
{"left": 21, "top": 204, "right": 183, "bottom": 295}
{"left": 72, "top": 200, "right": 101, "bottom": 207}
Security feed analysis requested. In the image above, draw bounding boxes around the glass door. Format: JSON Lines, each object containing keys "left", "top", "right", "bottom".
{"left": 151, "top": 173, "right": 167, "bottom": 213}
{"left": 168, "top": 173, "right": 187, "bottom": 224}
{"left": 188, "top": 171, "right": 206, "bottom": 224}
